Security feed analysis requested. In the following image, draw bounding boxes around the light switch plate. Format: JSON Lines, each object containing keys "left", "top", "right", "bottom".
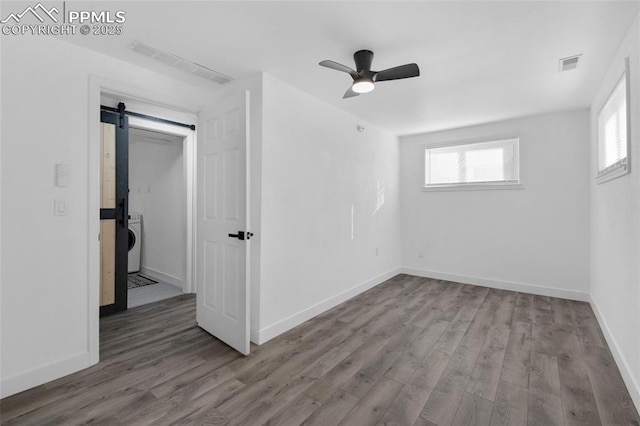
{"left": 55, "top": 163, "right": 69, "bottom": 187}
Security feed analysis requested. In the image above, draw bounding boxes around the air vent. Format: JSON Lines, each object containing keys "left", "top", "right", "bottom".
{"left": 130, "top": 40, "right": 233, "bottom": 85}
{"left": 559, "top": 54, "right": 582, "bottom": 72}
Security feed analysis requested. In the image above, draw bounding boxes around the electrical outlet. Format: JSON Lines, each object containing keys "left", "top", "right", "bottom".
{"left": 54, "top": 199, "right": 68, "bottom": 216}
{"left": 375, "top": 247, "right": 379, "bottom": 256}
{"left": 417, "top": 249, "right": 424, "bottom": 259}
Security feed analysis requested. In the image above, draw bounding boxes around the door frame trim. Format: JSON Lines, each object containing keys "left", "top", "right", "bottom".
{"left": 88, "top": 75, "right": 200, "bottom": 365}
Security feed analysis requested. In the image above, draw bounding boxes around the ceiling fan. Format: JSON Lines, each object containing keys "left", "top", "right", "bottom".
{"left": 319, "top": 50, "right": 420, "bottom": 99}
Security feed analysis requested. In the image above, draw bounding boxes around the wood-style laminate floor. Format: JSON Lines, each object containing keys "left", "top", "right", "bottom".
{"left": 2, "top": 274, "right": 638, "bottom": 425}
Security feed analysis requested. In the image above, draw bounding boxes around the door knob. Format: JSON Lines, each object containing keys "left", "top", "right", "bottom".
{"left": 228, "top": 231, "right": 245, "bottom": 240}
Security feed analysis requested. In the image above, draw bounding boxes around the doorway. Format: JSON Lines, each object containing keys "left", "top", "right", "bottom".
{"left": 98, "top": 101, "right": 197, "bottom": 318}
{"left": 127, "top": 126, "right": 188, "bottom": 308}
{"left": 89, "top": 80, "right": 252, "bottom": 363}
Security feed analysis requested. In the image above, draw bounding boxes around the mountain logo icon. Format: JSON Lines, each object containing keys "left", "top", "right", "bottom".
{"left": 1, "top": 3, "right": 60, "bottom": 24}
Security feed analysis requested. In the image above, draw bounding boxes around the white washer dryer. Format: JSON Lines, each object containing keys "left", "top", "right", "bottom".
{"left": 128, "top": 212, "right": 142, "bottom": 273}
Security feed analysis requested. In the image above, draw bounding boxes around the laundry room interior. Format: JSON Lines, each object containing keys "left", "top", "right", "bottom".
{"left": 127, "top": 126, "right": 186, "bottom": 308}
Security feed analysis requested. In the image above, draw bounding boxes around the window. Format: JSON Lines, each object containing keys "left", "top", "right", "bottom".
{"left": 597, "top": 61, "right": 630, "bottom": 182}
{"left": 424, "top": 137, "right": 520, "bottom": 189}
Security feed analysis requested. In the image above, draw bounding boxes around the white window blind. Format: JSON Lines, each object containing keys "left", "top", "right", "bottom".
{"left": 597, "top": 73, "right": 628, "bottom": 176}
{"left": 424, "top": 138, "right": 519, "bottom": 187}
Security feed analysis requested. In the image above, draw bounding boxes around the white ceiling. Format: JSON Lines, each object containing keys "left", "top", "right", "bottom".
{"left": 64, "top": 1, "right": 639, "bottom": 136}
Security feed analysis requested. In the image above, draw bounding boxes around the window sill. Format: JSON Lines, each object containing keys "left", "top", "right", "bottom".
{"left": 597, "top": 163, "right": 629, "bottom": 184}
{"left": 422, "top": 183, "right": 524, "bottom": 192}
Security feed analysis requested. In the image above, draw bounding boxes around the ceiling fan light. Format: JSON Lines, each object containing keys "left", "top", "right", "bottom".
{"left": 352, "top": 77, "right": 375, "bottom": 93}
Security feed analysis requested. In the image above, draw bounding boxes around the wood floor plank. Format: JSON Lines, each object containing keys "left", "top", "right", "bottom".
{"left": 490, "top": 381, "right": 528, "bottom": 426}
{"left": 429, "top": 302, "right": 483, "bottom": 355}
{"left": 411, "top": 282, "right": 463, "bottom": 329}
{"left": 412, "top": 418, "right": 439, "bottom": 426}
{"left": 500, "top": 321, "right": 532, "bottom": 389}
{"left": 451, "top": 392, "right": 494, "bottom": 426}
{"left": 466, "top": 323, "right": 511, "bottom": 401}
{"left": 581, "top": 344, "right": 640, "bottom": 425}
{"left": 263, "top": 395, "right": 321, "bottom": 426}
{"left": 528, "top": 353, "right": 563, "bottom": 426}
{"left": 304, "top": 335, "right": 389, "bottom": 402}
{"left": 379, "top": 349, "right": 451, "bottom": 426}
{"left": 342, "top": 325, "right": 423, "bottom": 398}
{"left": 339, "top": 377, "right": 404, "bottom": 425}
{"left": 567, "top": 301, "right": 607, "bottom": 349}
{"left": 98, "top": 390, "right": 177, "bottom": 426}
{"left": 2, "top": 277, "right": 637, "bottom": 426}
{"left": 550, "top": 297, "right": 576, "bottom": 326}
{"left": 230, "top": 375, "right": 316, "bottom": 425}
{"left": 532, "top": 322, "right": 575, "bottom": 358}
{"left": 384, "top": 320, "right": 450, "bottom": 384}
{"left": 149, "top": 350, "right": 240, "bottom": 399}
{"left": 529, "top": 352, "right": 561, "bottom": 394}
{"left": 179, "top": 405, "right": 230, "bottom": 425}
{"left": 529, "top": 387, "right": 563, "bottom": 426}
{"left": 553, "top": 331, "right": 602, "bottom": 426}
{"left": 513, "top": 294, "right": 534, "bottom": 323}
{"left": 148, "top": 379, "right": 245, "bottom": 425}
{"left": 419, "top": 287, "right": 493, "bottom": 425}
{"left": 301, "top": 345, "right": 354, "bottom": 380}
{"left": 302, "top": 389, "right": 359, "bottom": 425}
{"left": 532, "top": 296, "right": 554, "bottom": 325}
{"left": 491, "top": 291, "right": 517, "bottom": 326}
{"left": 420, "top": 345, "right": 483, "bottom": 424}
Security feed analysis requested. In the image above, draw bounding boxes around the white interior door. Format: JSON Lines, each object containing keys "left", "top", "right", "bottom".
{"left": 196, "top": 90, "right": 250, "bottom": 355}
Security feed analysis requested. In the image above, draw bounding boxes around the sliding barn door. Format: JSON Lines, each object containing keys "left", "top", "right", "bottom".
{"left": 100, "top": 110, "right": 129, "bottom": 315}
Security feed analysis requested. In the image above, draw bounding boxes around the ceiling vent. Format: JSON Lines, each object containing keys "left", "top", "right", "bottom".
{"left": 129, "top": 40, "right": 233, "bottom": 85}
{"left": 558, "top": 54, "right": 582, "bottom": 72}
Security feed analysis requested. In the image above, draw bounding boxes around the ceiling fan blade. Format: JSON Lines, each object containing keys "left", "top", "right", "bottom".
{"left": 343, "top": 86, "right": 360, "bottom": 99}
{"left": 374, "top": 63, "right": 420, "bottom": 82}
{"left": 319, "top": 60, "right": 358, "bottom": 78}
{"left": 354, "top": 50, "right": 374, "bottom": 73}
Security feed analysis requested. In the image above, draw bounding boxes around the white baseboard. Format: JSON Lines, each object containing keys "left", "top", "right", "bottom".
{"left": 588, "top": 294, "right": 640, "bottom": 411}
{"left": 250, "top": 329, "right": 260, "bottom": 345}
{"left": 140, "top": 266, "right": 184, "bottom": 291}
{"left": 402, "top": 267, "right": 590, "bottom": 302}
{"left": 253, "top": 267, "right": 403, "bottom": 345}
{"left": 1, "top": 352, "right": 91, "bottom": 398}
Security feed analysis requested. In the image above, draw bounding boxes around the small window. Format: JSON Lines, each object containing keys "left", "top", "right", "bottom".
{"left": 424, "top": 137, "right": 520, "bottom": 189}
{"left": 597, "top": 60, "right": 630, "bottom": 183}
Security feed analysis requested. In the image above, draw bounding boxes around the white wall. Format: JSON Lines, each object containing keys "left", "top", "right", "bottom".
{"left": 255, "top": 75, "right": 402, "bottom": 343}
{"left": 0, "top": 35, "right": 217, "bottom": 398}
{"left": 400, "top": 111, "right": 591, "bottom": 299}
{"left": 589, "top": 13, "right": 640, "bottom": 408}
{"left": 129, "top": 137, "right": 185, "bottom": 286}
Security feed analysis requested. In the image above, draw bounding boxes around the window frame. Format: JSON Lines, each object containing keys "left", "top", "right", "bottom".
{"left": 422, "top": 135, "right": 523, "bottom": 192}
{"left": 596, "top": 57, "right": 631, "bottom": 184}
